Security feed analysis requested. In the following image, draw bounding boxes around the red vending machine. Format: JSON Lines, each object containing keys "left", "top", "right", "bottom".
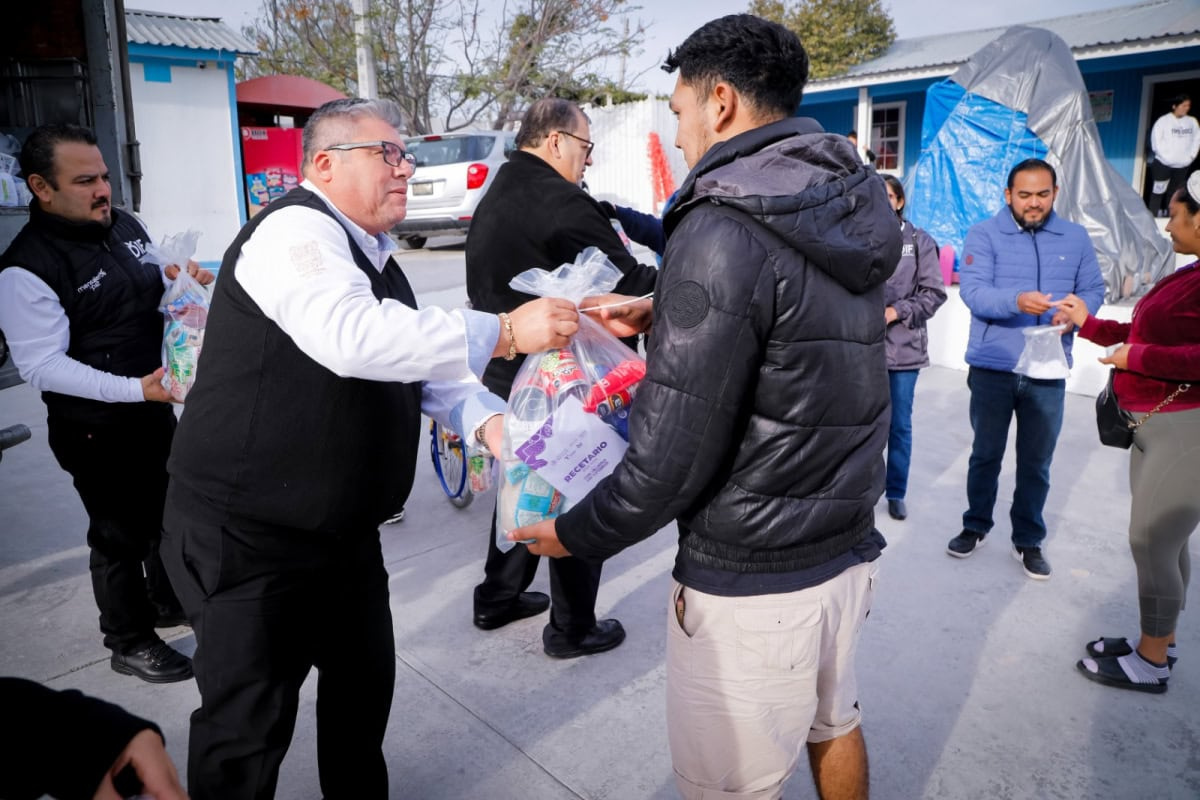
{"left": 241, "top": 127, "right": 303, "bottom": 216}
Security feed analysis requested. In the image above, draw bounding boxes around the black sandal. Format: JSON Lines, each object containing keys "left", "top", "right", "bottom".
{"left": 1086, "top": 636, "right": 1177, "bottom": 668}
{"left": 1076, "top": 655, "right": 1168, "bottom": 694}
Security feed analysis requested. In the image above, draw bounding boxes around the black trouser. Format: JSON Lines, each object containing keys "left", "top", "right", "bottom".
{"left": 162, "top": 483, "right": 395, "bottom": 800}
{"left": 475, "top": 507, "right": 603, "bottom": 635}
{"left": 46, "top": 406, "right": 180, "bottom": 653}
{"left": 1147, "top": 159, "right": 1190, "bottom": 216}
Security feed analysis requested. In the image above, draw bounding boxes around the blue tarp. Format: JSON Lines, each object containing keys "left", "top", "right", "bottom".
{"left": 905, "top": 81, "right": 1047, "bottom": 267}
{"left": 901, "top": 26, "right": 1173, "bottom": 300}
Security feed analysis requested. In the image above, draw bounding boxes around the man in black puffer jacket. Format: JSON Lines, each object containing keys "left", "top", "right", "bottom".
{"left": 513, "top": 15, "right": 900, "bottom": 799}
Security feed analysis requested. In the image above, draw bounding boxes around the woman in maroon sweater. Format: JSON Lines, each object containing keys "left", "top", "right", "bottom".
{"left": 1057, "top": 173, "right": 1200, "bottom": 693}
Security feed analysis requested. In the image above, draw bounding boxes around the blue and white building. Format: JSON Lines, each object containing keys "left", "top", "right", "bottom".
{"left": 801, "top": 0, "right": 1200, "bottom": 192}
{"left": 125, "top": 9, "right": 256, "bottom": 268}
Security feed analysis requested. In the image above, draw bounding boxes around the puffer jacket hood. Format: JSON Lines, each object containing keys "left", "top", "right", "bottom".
{"left": 666, "top": 116, "right": 896, "bottom": 296}
{"left": 556, "top": 115, "right": 901, "bottom": 582}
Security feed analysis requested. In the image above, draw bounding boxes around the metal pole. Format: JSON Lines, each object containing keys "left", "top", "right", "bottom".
{"left": 352, "top": 0, "right": 378, "bottom": 99}
{"left": 856, "top": 86, "right": 872, "bottom": 165}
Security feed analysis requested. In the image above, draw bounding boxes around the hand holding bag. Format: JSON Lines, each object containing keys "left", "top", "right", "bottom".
{"left": 495, "top": 248, "right": 647, "bottom": 551}
{"left": 1096, "top": 368, "right": 1192, "bottom": 449}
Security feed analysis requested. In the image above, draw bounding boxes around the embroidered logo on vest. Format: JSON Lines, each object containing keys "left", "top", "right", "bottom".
{"left": 76, "top": 269, "right": 107, "bottom": 293}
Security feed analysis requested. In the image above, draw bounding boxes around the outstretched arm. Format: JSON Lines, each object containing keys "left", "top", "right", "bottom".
{"left": 0, "top": 677, "right": 185, "bottom": 800}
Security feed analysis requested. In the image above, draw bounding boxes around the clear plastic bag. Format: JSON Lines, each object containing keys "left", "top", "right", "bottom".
{"left": 1013, "top": 323, "right": 1070, "bottom": 380}
{"left": 141, "top": 231, "right": 209, "bottom": 401}
{"left": 496, "top": 248, "right": 646, "bottom": 550}
{"left": 140, "top": 229, "right": 201, "bottom": 273}
{"left": 468, "top": 452, "right": 495, "bottom": 493}
{"left": 158, "top": 272, "right": 210, "bottom": 401}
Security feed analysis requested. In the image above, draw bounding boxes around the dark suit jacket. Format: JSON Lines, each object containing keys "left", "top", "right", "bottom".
{"left": 465, "top": 150, "right": 658, "bottom": 398}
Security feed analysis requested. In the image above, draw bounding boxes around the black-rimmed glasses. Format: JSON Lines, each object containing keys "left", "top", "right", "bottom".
{"left": 325, "top": 140, "right": 417, "bottom": 170}
{"left": 556, "top": 130, "right": 595, "bottom": 157}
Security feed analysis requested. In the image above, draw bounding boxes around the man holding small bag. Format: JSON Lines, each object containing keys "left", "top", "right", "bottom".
{"left": 947, "top": 158, "right": 1106, "bottom": 579}
{"left": 0, "top": 123, "right": 207, "bottom": 683}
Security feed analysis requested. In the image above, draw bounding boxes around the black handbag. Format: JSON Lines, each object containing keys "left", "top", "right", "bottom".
{"left": 1096, "top": 368, "right": 1192, "bottom": 449}
{"left": 1095, "top": 370, "right": 1134, "bottom": 449}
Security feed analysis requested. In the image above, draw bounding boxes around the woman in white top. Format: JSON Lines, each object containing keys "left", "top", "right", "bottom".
{"left": 1147, "top": 94, "right": 1200, "bottom": 217}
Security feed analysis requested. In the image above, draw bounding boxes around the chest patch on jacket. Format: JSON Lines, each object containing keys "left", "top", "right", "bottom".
{"left": 667, "top": 280, "right": 709, "bottom": 328}
{"left": 122, "top": 238, "right": 149, "bottom": 260}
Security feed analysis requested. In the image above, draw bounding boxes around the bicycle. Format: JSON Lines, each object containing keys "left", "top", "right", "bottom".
{"left": 429, "top": 419, "right": 473, "bottom": 508}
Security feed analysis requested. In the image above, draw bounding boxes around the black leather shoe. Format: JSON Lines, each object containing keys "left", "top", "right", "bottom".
{"left": 111, "top": 641, "right": 193, "bottom": 683}
{"left": 473, "top": 591, "right": 550, "bottom": 630}
{"left": 543, "top": 619, "right": 626, "bottom": 659}
{"left": 887, "top": 499, "right": 907, "bottom": 520}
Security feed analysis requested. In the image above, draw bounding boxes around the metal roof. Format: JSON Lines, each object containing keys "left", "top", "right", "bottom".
{"left": 810, "top": 0, "right": 1200, "bottom": 90}
{"left": 125, "top": 8, "right": 258, "bottom": 56}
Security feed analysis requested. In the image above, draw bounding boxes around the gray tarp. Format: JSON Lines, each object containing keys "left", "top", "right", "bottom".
{"left": 951, "top": 26, "right": 1174, "bottom": 301}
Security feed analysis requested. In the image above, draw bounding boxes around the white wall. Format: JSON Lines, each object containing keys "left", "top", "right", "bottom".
{"left": 584, "top": 98, "right": 687, "bottom": 213}
{"left": 129, "top": 60, "right": 243, "bottom": 266}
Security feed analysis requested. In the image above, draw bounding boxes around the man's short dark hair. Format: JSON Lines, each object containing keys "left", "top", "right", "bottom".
{"left": 1169, "top": 93, "right": 1191, "bottom": 109}
{"left": 515, "top": 98, "right": 585, "bottom": 150}
{"left": 662, "top": 14, "right": 809, "bottom": 118}
{"left": 19, "top": 124, "right": 98, "bottom": 189}
{"left": 1007, "top": 158, "right": 1057, "bottom": 189}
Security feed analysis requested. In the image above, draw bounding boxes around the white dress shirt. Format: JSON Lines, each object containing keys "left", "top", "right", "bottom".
{"left": 0, "top": 186, "right": 505, "bottom": 436}
{"left": 0, "top": 242, "right": 163, "bottom": 404}
{"left": 232, "top": 181, "right": 504, "bottom": 436}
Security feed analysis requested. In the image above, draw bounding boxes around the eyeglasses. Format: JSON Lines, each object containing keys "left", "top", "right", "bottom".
{"left": 556, "top": 130, "right": 595, "bottom": 157}
{"left": 325, "top": 140, "right": 417, "bottom": 170}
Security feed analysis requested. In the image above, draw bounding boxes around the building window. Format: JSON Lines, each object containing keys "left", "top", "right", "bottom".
{"left": 870, "top": 102, "right": 905, "bottom": 174}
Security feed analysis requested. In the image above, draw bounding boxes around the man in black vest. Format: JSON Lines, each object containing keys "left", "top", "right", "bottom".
{"left": 0, "top": 123, "right": 202, "bottom": 684}
{"left": 465, "top": 97, "right": 658, "bottom": 658}
{"left": 161, "top": 98, "right": 581, "bottom": 799}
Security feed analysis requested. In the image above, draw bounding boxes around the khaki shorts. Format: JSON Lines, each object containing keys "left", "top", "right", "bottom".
{"left": 666, "top": 561, "right": 878, "bottom": 800}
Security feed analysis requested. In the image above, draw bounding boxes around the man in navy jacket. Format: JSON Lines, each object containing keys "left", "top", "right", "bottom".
{"left": 947, "top": 158, "right": 1106, "bottom": 578}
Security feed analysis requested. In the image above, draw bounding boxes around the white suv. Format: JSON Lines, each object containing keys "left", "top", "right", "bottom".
{"left": 394, "top": 131, "right": 516, "bottom": 249}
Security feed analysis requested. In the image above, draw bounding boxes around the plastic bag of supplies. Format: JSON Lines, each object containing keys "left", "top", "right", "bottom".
{"left": 1013, "top": 323, "right": 1071, "bottom": 380}
{"left": 141, "top": 230, "right": 209, "bottom": 401}
{"left": 496, "top": 248, "right": 647, "bottom": 551}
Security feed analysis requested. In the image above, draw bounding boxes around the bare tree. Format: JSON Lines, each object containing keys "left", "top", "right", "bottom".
{"left": 240, "top": 0, "right": 645, "bottom": 134}
{"left": 482, "top": 0, "right": 646, "bottom": 130}
{"left": 240, "top": 0, "right": 360, "bottom": 96}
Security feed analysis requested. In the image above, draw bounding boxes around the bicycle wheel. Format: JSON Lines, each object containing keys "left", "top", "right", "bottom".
{"left": 429, "top": 420, "right": 473, "bottom": 508}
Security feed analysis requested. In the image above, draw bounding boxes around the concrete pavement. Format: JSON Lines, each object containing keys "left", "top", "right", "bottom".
{"left": 1, "top": 363, "right": 1197, "bottom": 799}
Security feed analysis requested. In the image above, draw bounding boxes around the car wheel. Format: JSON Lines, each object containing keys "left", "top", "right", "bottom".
{"left": 403, "top": 235, "right": 428, "bottom": 250}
